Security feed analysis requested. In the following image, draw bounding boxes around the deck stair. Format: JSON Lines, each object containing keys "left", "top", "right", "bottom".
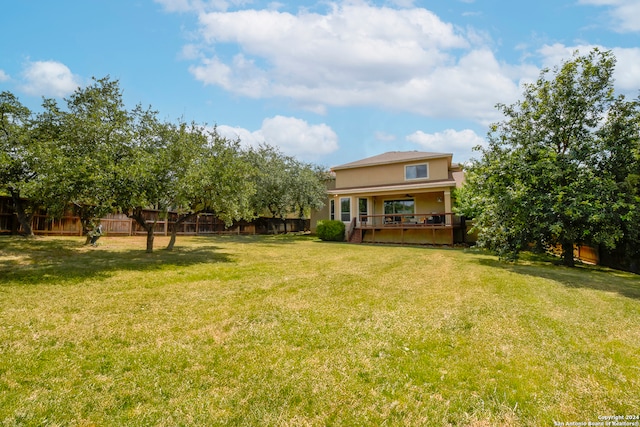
{"left": 348, "top": 228, "right": 363, "bottom": 243}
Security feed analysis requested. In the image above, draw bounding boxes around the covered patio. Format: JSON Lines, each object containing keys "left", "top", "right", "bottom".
{"left": 348, "top": 212, "right": 462, "bottom": 245}
{"left": 328, "top": 185, "right": 464, "bottom": 245}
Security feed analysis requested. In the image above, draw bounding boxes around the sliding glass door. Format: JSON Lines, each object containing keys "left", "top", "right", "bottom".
{"left": 383, "top": 199, "right": 414, "bottom": 223}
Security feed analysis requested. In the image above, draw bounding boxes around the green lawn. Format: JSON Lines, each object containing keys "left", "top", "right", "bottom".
{"left": 1, "top": 235, "right": 639, "bottom": 426}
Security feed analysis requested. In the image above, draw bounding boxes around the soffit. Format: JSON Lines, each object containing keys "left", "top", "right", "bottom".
{"left": 327, "top": 178, "right": 457, "bottom": 195}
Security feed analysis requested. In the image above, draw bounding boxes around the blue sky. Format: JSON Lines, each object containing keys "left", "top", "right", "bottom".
{"left": 1, "top": 0, "right": 639, "bottom": 168}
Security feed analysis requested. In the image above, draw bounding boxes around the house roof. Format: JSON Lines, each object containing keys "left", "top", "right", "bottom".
{"left": 332, "top": 151, "right": 453, "bottom": 171}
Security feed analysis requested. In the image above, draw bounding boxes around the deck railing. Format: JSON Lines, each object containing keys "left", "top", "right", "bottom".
{"left": 347, "top": 217, "right": 357, "bottom": 241}
{"left": 357, "top": 212, "right": 457, "bottom": 228}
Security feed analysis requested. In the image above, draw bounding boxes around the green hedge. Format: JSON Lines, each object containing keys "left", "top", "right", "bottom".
{"left": 316, "top": 220, "right": 345, "bottom": 242}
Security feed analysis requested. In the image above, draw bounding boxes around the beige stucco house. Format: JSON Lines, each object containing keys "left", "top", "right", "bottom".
{"left": 312, "top": 151, "right": 468, "bottom": 245}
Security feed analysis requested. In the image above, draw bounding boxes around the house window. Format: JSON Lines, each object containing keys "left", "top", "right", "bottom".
{"left": 330, "top": 199, "right": 335, "bottom": 220}
{"left": 358, "top": 198, "right": 368, "bottom": 222}
{"left": 384, "top": 199, "right": 414, "bottom": 223}
{"left": 340, "top": 197, "right": 351, "bottom": 222}
{"left": 405, "top": 163, "right": 428, "bottom": 180}
{"left": 384, "top": 199, "right": 415, "bottom": 215}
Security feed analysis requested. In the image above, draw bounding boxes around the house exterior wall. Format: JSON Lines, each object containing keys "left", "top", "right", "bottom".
{"left": 331, "top": 190, "right": 452, "bottom": 219}
{"left": 335, "top": 157, "right": 451, "bottom": 188}
{"left": 313, "top": 151, "right": 467, "bottom": 245}
{"left": 372, "top": 191, "right": 447, "bottom": 217}
{"left": 361, "top": 228, "right": 454, "bottom": 245}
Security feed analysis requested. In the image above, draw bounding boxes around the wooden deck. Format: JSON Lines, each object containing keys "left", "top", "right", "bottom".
{"left": 350, "top": 213, "right": 459, "bottom": 245}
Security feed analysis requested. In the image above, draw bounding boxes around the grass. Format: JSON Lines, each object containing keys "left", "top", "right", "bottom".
{"left": 1, "top": 235, "right": 639, "bottom": 426}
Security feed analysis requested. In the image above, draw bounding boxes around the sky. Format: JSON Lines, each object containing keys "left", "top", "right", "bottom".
{"left": 1, "top": 0, "right": 639, "bottom": 168}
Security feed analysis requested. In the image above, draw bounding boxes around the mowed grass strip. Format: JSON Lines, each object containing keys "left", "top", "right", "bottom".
{"left": 0, "top": 235, "right": 639, "bottom": 426}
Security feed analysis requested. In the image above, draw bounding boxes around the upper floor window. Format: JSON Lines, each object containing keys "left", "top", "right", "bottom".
{"left": 405, "top": 163, "right": 428, "bottom": 180}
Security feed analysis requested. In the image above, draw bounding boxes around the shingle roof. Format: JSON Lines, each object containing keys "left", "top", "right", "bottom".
{"left": 332, "top": 151, "right": 452, "bottom": 170}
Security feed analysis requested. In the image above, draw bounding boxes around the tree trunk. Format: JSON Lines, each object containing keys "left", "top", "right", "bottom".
{"left": 10, "top": 190, "right": 34, "bottom": 237}
{"left": 166, "top": 213, "right": 196, "bottom": 251}
{"left": 146, "top": 228, "right": 154, "bottom": 253}
{"left": 167, "top": 228, "right": 177, "bottom": 251}
{"left": 130, "top": 209, "right": 155, "bottom": 253}
{"left": 81, "top": 218, "right": 92, "bottom": 245}
{"left": 561, "top": 239, "right": 575, "bottom": 267}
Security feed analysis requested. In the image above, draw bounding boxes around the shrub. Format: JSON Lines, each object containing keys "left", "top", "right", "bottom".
{"left": 316, "top": 220, "right": 345, "bottom": 242}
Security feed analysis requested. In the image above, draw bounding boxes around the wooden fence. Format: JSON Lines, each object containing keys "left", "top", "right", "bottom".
{"left": 0, "top": 197, "right": 308, "bottom": 237}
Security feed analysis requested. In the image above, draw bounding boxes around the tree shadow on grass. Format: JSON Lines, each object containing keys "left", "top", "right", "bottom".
{"left": 0, "top": 236, "right": 233, "bottom": 287}
{"left": 474, "top": 253, "right": 640, "bottom": 300}
{"left": 237, "top": 233, "right": 317, "bottom": 245}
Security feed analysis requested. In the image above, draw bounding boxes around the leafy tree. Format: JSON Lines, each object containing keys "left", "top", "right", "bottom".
{"left": 164, "top": 124, "right": 256, "bottom": 250}
{"left": 110, "top": 104, "right": 170, "bottom": 253}
{"left": 0, "top": 92, "right": 39, "bottom": 236}
{"left": 160, "top": 121, "right": 205, "bottom": 250}
{"left": 247, "top": 145, "right": 326, "bottom": 233}
{"left": 38, "top": 77, "right": 131, "bottom": 243}
{"left": 459, "top": 49, "right": 631, "bottom": 266}
{"left": 246, "top": 145, "right": 296, "bottom": 233}
{"left": 592, "top": 96, "right": 640, "bottom": 271}
{"left": 289, "top": 162, "right": 329, "bottom": 221}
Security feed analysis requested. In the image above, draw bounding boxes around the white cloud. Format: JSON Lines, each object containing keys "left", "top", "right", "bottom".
{"left": 180, "top": 44, "right": 203, "bottom": 60}
{"left": 155, "top": 0, "right": 196, "bottom": 12}
{"left": 374, "top": 131, "right": 397, "bottom": 142}
{"left": 611, "top": 47, "right": 640, "bottom": 92}
{"left": 216, "top": 124, "right": 260, "bottom": 145}
{"left": 578, "top": 0, "right": 640, "bottom": 32}
{"left": 154, "top": 0, "right": 251, "bottom": 13}
{"left": 0, "top": 70, "right": 9, "bottom": 82}
{"left": 397, "top": 49, "right": 524, "bottom": 124}
{"left": 20, "top": 61, "right": 82, "bottom": 98}
{"left": 388, "top": 0, "right": 416, "bottom": 8}
{"left": 406, "top": 128, "right": 485, "bottom": 161}
{"left": 217, "top": 115, "right": 339, "bottom": 161}
{"left": 186, "top": 4, "right": 526, "bottom": 123}
{"left": 538, "top": 43, "right": 640, "bottom": 95}
{"left": 189, "top": 54, "right": 269, "bottom": 97}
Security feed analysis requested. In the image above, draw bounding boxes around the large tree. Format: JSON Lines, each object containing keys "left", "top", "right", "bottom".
{"left": 592, "top": 96, "right": 640, "bottom": 271}
{"left": 57, "top": 77, "right": 184, "bottom": 253}
{"left": 164, "top": 124, "right": 256, "bottom": 250}
{"left": 289, "top": 162, "right": 329, "bottom": 221}
{"left": 459, "top": 49, "right": 636, "bottom": 266}
{"left": 38, "top": 77, "right": 131, "bottom": 243}
{"left": 110, "top": 104, "right": 171, "bottom": 253}
{"left": 247, "top": 145, "right": 326, "bottom": 233}
{"left": 0, "top": 92, "right": 39, "bottom": 236}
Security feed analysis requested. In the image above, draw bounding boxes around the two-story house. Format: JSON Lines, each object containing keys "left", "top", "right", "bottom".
{"left": 313, "top": 151, "right": 467, "bottom": 245}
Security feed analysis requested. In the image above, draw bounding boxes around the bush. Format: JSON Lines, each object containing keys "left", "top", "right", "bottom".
{"left": 316, "top": 220, "right": 345, "bottom": 242}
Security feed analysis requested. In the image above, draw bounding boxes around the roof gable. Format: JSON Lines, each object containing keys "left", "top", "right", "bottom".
{"left": 332, "top": 151, "right": 452, "bottom": 170}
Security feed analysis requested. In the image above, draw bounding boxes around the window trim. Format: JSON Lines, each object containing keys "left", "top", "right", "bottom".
{"left": 404, "top": 163, "right": 429, "bottom": 181}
